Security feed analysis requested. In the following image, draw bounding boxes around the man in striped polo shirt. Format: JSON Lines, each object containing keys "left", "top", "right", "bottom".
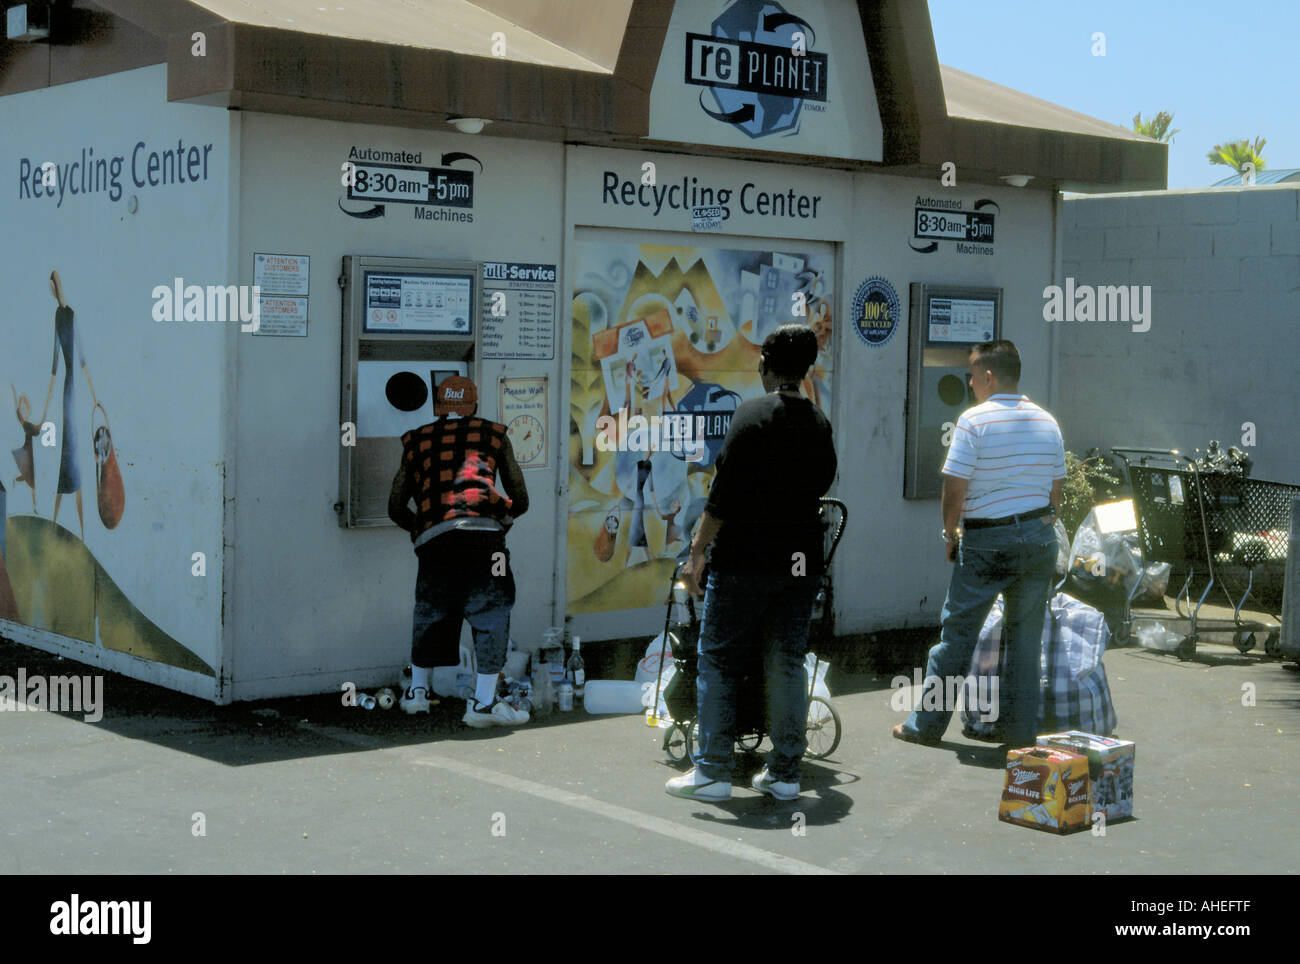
{"left": 894, "top": 340, "right": 1065, "bottom": 748}
{"left": 388, "top": 376, "right": 530, "bottom": 728}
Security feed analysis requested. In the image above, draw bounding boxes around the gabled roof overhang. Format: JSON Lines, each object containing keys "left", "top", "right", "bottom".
{"left": 1, "top": 0, "right": 1167, "bottom": 192}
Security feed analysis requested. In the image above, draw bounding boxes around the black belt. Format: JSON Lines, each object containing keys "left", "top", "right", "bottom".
{"left": 963, "top": 505, "right": 1052, "bottom": 530}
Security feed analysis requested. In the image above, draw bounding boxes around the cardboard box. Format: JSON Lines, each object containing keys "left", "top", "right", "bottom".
{"left": 1037, "top": 731, "right": 1135, "bottom": 821}
{"left": 999, "top": 746, "right": 1091, "bottom": 834}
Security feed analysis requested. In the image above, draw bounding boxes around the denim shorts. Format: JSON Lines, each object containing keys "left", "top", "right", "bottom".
{"left": 411, "top": 530, "right": 515, "bottom": 673}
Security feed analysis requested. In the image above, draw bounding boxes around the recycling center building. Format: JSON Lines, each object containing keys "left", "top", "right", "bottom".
{"left": 0, "top": 0, "right": 1165, "bottom": 702}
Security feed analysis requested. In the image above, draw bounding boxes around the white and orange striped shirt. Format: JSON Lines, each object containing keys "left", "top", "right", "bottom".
{"left": 942, "top": 394, "right": 1065, "bottom": 520}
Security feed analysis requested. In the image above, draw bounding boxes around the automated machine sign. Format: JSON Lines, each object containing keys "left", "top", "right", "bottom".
{"left": 684, "top": 0, "right": 828, "bottom": 138}
{"left": 909, "top": 196, "right": 999, "bottom": 256}
{"left": 339, "top": 147, "right": 481, "bottom": 222}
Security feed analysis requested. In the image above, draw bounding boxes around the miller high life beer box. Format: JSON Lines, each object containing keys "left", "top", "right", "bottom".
{"left": 999, "top": 747, "right": 1091, "bottom": 834}
{"left": 1037, "top": 731, "right": 1135, "bottom": 821}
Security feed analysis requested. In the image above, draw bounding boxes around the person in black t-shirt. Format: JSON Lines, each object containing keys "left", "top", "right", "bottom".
{"left": 666, "top": 325, "right": 837, "bottom": 803}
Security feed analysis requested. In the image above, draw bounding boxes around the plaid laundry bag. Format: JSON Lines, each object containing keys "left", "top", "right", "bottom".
{"left": 962, "top": 592, "right": 1118, "bottom": 739}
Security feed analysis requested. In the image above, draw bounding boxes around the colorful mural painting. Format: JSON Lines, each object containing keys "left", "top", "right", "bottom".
{"left": 568, "top": 240, "right": 833, "bottom": 614}
{"left": 0, "top": 269, "right": 214, "bottom": 677}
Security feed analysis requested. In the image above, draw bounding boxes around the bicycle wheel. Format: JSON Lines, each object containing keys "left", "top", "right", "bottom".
{"left": 804, "top": 696, "right": 841, "bottom": 759}
{"left": 664, "top": 722, "right": 690, "bottom": 764}
{"left": 684, "top": 720, "right": 700, "bottom": 764}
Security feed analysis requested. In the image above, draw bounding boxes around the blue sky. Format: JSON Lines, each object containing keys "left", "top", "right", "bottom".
{"left": 926, "top": 0, "right": 1298, "bottom": 189}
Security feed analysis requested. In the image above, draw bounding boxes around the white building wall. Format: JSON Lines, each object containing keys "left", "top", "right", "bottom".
{"left": 0, "top": 66, "right": 232, "bottom": 699}
{"left": 839, "top": 172, "right": 1058, "bottom": 631}
{"left": 229, "top": 113, "right": 565, "bottom": 699}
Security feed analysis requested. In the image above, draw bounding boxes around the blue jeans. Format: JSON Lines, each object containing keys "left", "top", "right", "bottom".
{"left": 905, "top": 516, "right": 1057, "bottom": 745}
{"left": 695, "top": 568, "right": 819, "bottom": 783}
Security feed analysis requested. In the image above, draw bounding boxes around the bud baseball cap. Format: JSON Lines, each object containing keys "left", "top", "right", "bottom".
{"left": 434, "top": 375, "right": 478, "bottom": 416}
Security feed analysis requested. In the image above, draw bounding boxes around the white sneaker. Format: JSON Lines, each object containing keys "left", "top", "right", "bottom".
{"left": 463, "top": 699, "right": 529, "bottom": 728}
{"left": 665, "top": 767, "right": 731, "bottom": 801}
{"left": 399, "top": 686, "right": 436, "bottom": 714}
{"left": 751, "top": 767, "right": 800, "bottom": 801}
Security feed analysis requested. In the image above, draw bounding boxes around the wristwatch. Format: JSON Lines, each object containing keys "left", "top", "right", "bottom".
{"left": 942, "top": 527, "right": 963, "bottom": 543}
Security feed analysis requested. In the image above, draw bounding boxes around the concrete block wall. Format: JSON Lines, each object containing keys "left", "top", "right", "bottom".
{"left": 1059, "top": 185, "right": 1300, "bottom": 482}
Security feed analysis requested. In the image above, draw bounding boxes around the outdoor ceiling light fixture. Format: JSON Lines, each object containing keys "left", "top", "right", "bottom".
{"left": 1001, "top": 174, "right": 1033, "bottom": 188}
{"left": 6, "top": 2, "right": 52, "bottom": 42}
{"left": 447, "top": 117, "right": 491, "bottom": 134}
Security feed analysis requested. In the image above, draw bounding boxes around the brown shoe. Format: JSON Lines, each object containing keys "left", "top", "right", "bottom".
{"left": 893, "top": 723, "right": 942, "bottom": 746}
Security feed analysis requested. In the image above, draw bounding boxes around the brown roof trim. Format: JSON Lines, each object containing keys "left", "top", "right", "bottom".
{"left": 939, "top": 117, "right": 1168, "bottom": 193}
{"left": 164, "top": 21, "right": 655, "bottom": 139}
{"left": 96, "top": 0, "right": 227, "bottom": 38}
{"left": 859, "top": 0, "right": 947, "bottom": 167}
{"left": 0, "top": 1, "right": 176, "bottom": 96}
{"left": 4, "top": 0, "right": 1165, "bottom": 191}
{"left": 158, "top": 1, "right": 669, "bottom": 140}
{"left": 859, "top": 0, "right": 1165, "bottom": 190}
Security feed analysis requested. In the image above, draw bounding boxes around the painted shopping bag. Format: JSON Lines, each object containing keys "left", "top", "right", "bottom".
{"left": 93, "top": 402, "right": 125, "bottom": 529}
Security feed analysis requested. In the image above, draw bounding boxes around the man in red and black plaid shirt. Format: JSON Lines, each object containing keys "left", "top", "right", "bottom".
{"left": 388, "top": 376, "right": 530, "bottom": 728}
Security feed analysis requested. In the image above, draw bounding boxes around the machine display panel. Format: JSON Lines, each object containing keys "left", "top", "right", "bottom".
{"left": 362, "top": 269, "right": 474, "bottom": 335}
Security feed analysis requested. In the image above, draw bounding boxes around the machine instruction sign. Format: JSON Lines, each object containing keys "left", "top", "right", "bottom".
{"left": 363, "top": 271, "right": 472, "bottom": 334}
{"left": 253, "top": 253, "right": 309, "bottom": 336}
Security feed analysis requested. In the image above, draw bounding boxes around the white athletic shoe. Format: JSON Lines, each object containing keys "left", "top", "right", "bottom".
{"left": 399, "top": 686, "right": 436, "bottom": 714}
{"left": 751, "top": 767, "right": 801, "bottom": 801}
{"left": 463, "top": 699, "right": 529, "bottom": 728}
{"left": 665, "top": 767, "right": 731, "bottom": 801}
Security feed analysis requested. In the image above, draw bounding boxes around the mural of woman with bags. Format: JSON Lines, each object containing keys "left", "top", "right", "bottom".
{"left": 40, "top": 269, "right": 122, "bottom": 538}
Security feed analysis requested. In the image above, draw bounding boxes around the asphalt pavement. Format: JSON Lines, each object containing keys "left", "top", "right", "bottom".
{"left": 2, "top": 624, "right": 1297, "bottom": 875}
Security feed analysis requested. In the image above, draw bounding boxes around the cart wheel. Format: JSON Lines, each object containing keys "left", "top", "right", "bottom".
{"left": 1115, "top": 621, "right": 1131, "bottom": 646}
{"left": 684, "top": 722, "right": 763, "bottom": 760}
{"left": 804, "top": 696, "right": 841, "bottom": 760}
{"left": 1175, "top": 635, "right": 1197, "bottom": 661}
{"left": 663, "top": 723, "right": 690, "bottom": 764}
{"left": 684, "top": 721, "right": 701, "bottom": 764}
{"left": 1232, "top": 631, "right": 1256, "bottom": 654}
{"left": 1265, "top": 631, "right": 1281, "bottom": 657}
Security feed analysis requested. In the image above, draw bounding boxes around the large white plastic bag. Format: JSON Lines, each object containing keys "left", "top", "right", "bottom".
{"left": 1069, "top": 507, "right": 1169, "bottom": 600}
{"left": 636, "top": 632, "right": 674, "bottom": 684}
{"left": 638, "top": 644, "right": 832, "bottom": 725}
{"left": 1054, "top": 519, "right": 1071, "bottom": 577}
{"left": 642, "top": 658, "right": 677, "bottom": 723}
{"left": 805, "top": 653, "right": 832, "bottom": 721}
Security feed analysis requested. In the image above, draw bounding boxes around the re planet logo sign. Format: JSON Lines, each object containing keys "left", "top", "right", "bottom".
{"left": 683, "top": 1, "right": 828, "bottom": 138}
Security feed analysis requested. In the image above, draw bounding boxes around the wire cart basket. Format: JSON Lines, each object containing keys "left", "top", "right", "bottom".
{"left": 1111, "top": 447, "right": 1300, "bottom": 659}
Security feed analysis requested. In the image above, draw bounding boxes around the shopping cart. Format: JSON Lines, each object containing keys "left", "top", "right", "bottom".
{"left": 1111, "top": 446, "right": 1300, "bottom": 659}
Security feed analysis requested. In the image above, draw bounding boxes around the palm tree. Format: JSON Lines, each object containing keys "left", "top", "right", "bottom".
{"left": 1132, "top": 111, "right": 1179, "bottom": 143}
{"left": 1207, "top": 137, "right": 1267, "bottom": 174}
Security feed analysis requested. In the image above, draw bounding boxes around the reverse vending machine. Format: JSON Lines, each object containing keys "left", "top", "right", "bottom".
{"left": 338, "top": 255, "right": 483, "bottom": 527}
{"left": 904, "top": 283, "right": 1002, "bottom": 499}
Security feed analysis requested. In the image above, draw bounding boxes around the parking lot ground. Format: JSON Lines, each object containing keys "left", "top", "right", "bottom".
{"left": 2, "top": 619, "right": 1297, "bottom": 875}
